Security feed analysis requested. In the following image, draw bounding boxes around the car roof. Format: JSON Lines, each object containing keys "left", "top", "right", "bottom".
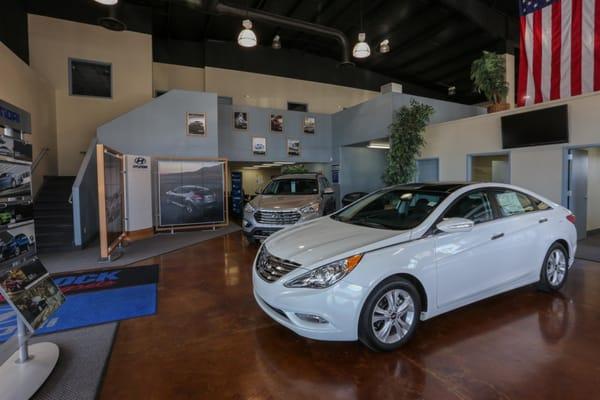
{"left": 392, "top": 182, "right": 471, "bottom": 193}
{"left": 274, "top": 173, "right": 319, "bottom": 180}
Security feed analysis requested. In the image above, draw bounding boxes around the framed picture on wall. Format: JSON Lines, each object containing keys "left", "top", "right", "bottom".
{"left": 287, "top": 139, "right": 300, "bottom": 156}
{"left": 303, "top": 116, "right": 316, "bottom": 134}
{"left": 233, "top": 111, "right": 248, "bottom": 130}
{"left": 253, "top": 137, "right": 267, "bottom": 155}
{"left": 270, "top": 114, "right": 283, "bottom": 132}
{"left": 186, "top": 112, "right": 206, "bottom": 136}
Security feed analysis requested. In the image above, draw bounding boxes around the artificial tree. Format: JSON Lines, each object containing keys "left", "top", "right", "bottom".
{"left": 470, "top": 51, "right": 510, "bottom": 113}
{"left": 383, "top": 99, "right": 434, "bottom": 185}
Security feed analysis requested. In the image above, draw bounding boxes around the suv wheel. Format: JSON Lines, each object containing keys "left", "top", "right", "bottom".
{"left": 358, "top": 277, "right": 421, "bottom": 351}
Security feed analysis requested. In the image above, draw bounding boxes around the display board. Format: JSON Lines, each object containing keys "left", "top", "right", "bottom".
{"left": 231, "top": 171, "right": 243, "bottom": 216}
{"left": 96, "top": 144, "right": 126, "bottom": 260}
{"left": 157, "top": 159, "right": 228, "bottom": 230}
{"left": 0, "top": 258, "right": 64, "bottom": 331}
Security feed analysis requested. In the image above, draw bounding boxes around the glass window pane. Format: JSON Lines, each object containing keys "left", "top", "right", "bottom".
{"left": 493, "top": 191, "right": 536, "bottom": 216}
{"left": 444, "top": 191, "right": 493, "bottom": 224}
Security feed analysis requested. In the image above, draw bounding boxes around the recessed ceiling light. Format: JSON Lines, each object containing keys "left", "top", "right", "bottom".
{"left": 238, "top": 19, "right": 257, "bottom": 48}
{"left": 95, "top": 0, "right": 118, "bottom": 5}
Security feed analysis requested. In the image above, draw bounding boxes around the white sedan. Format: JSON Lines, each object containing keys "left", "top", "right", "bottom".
{"left": 252, "top": 183, "right": 577, "bottom": 351}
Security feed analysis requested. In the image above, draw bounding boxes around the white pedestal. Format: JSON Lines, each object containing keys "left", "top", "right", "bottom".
{"left": 0, "top": 342, "right": 59, "bottom": 400}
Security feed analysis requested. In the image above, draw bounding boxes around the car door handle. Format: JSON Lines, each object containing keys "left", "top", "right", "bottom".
{"left": 538, "top": 218, "right": 548, "bottom": 224}
{"left": 491, "top": 233, "right": 504, "bottom": 240}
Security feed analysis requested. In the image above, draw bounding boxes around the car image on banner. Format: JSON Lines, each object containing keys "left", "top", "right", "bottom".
{"left": 158, "top": 160, "right": 226, "bottom": 227}
{"left": 0, "top": 160, "right": 31, "bottom": 200}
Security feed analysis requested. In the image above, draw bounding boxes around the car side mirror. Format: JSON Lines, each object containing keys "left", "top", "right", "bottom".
{"left": 436, "top": 218, "right": 474, "bottom": 233}
{"left": 323, "top": 187, "right": 334, "bottom": 195}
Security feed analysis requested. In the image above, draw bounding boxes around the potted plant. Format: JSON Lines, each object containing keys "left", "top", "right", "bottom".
{"left": 383, "top": 99, "right": 435, "bottom": 185}
{"left": 471, "top": 51, "right": 510, "bottom": 113}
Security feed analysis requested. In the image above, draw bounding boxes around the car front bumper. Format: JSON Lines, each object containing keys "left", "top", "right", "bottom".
{"left": 251, "top": 258, "right": 367, "bottom": 341}
{"left": 242, "top": 210, "right": 319, "bottom": 241}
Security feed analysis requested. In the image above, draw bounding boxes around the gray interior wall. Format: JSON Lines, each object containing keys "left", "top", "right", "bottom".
{"left": 218, "top": 104, "right": 332, "bottom": 162}
{"left": 391, "top": 93, "right": 486, "bottom": 124}
{"left": 72, "top": 138, "right": 98, "bottom": 248}
{"left": 97, "top": 90, "right": 219, "bottom": 158}
{"left": 339, "top": 147, "right": 387, "bottom": 198}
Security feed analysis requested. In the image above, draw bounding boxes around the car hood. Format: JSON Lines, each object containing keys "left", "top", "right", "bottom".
{"left": 264, "top": 217, "right": 410, "bottom": 268}
{"left": 252, "top": 194, "right": 319, "bottom": 211}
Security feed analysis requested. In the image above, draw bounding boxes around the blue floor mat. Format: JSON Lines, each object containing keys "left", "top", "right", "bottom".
{"left": 0, "top": 283, "right": 157, "bottom": 342}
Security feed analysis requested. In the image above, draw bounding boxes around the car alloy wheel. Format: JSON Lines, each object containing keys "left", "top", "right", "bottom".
{"left": 371, "top": 289, "right": 415, "bottom": 344}
{"left": 546, "top": 249, "right": 566, "bottom": 287}
{"left": 538, "top": 243, "right": 569, "bottom": 292}
{"left": 359, "top": 278, "right": 421, "bottom": 351}
{"left": 185, "top": 204, "right": 194, "bottom": 214}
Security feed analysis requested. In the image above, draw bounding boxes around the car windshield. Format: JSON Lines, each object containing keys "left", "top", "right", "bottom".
{"left": 332, "top": 189, "right": 447, "bottom": 230}
{"left": 262, "top": 179, "right": 318, "bottom": 195}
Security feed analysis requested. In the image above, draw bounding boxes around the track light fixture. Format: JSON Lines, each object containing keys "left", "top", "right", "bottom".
{"left": 353, "top": 33, "right": 371, "bottom": 59}
{"left": 272, "top": 34, "right": 281, "bottom": 50}
{"left": 238, "top": 19, "right": 257, "bottom": 48}
{"left": 379, "top": 39, "right": 390, "bottom": 53}
{"left": 94, "top": 0, "right": 118, "bottom": 5}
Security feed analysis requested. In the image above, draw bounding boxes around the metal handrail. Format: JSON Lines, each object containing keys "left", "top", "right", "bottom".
{"left": 31, "top": 147, "right": 50, "bottom": 172}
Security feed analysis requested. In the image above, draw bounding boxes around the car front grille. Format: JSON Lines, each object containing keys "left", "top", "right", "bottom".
{"left": 256, "top": 247, "right": 301, "bottom": 283}
{"left": 254, "top": 210, "right": 301, "bottom": 225}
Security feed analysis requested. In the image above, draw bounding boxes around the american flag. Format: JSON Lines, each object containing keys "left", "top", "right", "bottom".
{"left": 517, "top": 0, "right": 600, "bottom": 106}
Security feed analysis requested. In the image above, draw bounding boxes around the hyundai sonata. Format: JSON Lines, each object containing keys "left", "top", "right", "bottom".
{"left": 252, "top": 183, "right": 577, "bottom": 351}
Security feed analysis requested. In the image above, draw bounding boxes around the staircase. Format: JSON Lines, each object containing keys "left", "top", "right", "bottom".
{"left": 34, "top": 176, "right": 76, "bottom": 253}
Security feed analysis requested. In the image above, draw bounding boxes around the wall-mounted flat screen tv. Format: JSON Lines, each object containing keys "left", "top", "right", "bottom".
{"left": 501, "top": 105, "right": 569, "bottom": 149}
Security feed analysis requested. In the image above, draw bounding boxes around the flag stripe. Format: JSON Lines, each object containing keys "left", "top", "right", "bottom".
{"left": 571, "top": 0, "right": 583, "bottom": 96}
{"left": 595, "top": 0, "right": 600, "bottom": 90}
{"left": 541, "top": 5, "right": 553, "bottom": 101}
{"left": 518, "top": 15, "right": 529, "bottom": 106}
{"left": 525, "top": 12, "right": 536, "bottom": 106}
{"left": 551, "top": 1, "right": 562, "bottom": 100}
{"left": 561, "top": 0, "right": 572, "bottom": 99}
{"left": 533, "top": 9, "right": 544, "bottom": 103}
{"left": 582, "top": 0, "right": 595, "bottom": 92}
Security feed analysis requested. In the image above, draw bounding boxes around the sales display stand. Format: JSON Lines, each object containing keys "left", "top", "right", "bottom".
{"left": 0, "top": 319, "right": 59, "bottom": 400}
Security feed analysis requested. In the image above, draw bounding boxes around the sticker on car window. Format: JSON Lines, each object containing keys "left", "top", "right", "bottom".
{"left": 496, "top": 192, "right": 524, "bottom": 215}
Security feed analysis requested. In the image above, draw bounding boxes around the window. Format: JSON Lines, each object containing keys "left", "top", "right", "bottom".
{"left": 493, "top": 190, "right": 538, "bottom": 217}
{"left": 333, "top": 190, "right": 447, "bottom": 230}
{"left": 69, "top": 59, "right": 112, "bottom": 98}
{"left": 444, "top": 191, "right": 494, "bottom": 224}
{"left": 287, "top": 102, "right": 308, "bottom": 112}
{"left": 262, "top": 179, "right": 319, "bottom": 195}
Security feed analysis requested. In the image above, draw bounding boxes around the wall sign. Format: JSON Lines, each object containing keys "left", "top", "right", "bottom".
{"left": 0, "top": 99, "right": 31, "bottom": 134}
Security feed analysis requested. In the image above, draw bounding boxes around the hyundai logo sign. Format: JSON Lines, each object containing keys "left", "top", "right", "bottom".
{"left": 133, "top": 156, "right": 148, "bottom": 169}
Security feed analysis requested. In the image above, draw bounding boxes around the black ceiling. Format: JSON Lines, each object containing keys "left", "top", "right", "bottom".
{"left": 22, "top": 0, "right": 519, "bottom": 104}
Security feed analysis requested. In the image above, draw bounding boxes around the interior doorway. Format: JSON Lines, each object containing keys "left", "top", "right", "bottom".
{"left": 565, "top": 146, "right": 600, "bottom": 261}
{"left": 468, "top": 153, "right": 510, "bottom": 183}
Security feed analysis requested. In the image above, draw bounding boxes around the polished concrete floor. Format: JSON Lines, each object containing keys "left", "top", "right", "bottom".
{"left": 99, "top": 232, "right": 600, "bottom": 399}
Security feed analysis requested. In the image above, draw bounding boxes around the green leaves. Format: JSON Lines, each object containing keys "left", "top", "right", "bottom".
{"left": 282, "top": 165, "right": 309, "bottom": 174}
{"left": 470, "top": 51, "right": 509, "bottom": 104}
{"left": 383, "top": 99, "right": 434, "bottom": 186}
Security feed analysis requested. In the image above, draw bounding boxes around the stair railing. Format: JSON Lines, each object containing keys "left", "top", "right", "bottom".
{"left": 31, "top": 147, "right": 50, "bottom": 172}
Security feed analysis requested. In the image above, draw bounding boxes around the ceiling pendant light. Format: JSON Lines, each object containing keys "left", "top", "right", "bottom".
{"left": 238, "top": 19, "right": 257, "bottom": 48}
{"left": 94, "top": 0, "right": 119, "bottom": 5}
{"left": 272, "top": 34, "right": 281, "bottom": 50}
{"left": 352, "top": 0, "right": 370, "bottom": 59}
{"left": 379, "top": 39, "right": 390, "bottom": 53}
{"left": 353, "top": 33, "right": 371, "bottom": 59}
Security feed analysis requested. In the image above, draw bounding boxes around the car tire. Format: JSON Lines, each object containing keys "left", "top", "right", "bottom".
{"left": 358, "top": 277, "right": 421, "bottom": 352}
{"left": 538, "top": 242, "right": 569, "bottom": 292}
{"left": 185, "top": 202, "right": 194, "bottom": 215}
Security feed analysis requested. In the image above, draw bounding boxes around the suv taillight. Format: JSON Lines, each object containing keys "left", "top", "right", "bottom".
{"left": 566, "top": 214, "right": 576, "bottom": 225}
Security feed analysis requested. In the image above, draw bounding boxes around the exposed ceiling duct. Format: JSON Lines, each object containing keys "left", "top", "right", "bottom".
{"left": 204, "top": 0, "right": 353, "bottom": 66}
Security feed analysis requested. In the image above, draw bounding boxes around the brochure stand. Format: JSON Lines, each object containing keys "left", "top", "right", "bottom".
{"left": 0, "top": 318, "right": 59, "bottom": 400}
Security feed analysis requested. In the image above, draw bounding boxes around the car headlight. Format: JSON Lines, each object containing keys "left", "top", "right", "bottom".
{"left": 284, "top": 254, "right": 363, "bottom": 289}
{"left": 244, "top": 203, "right": 256, "bottom": 213}
{"left": 300, "top": 202, "right": 320, "bottom": 214}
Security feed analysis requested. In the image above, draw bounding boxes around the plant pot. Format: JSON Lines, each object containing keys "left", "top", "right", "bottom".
{"left": 487, "top": 102, "right": 511, "bottom": 113}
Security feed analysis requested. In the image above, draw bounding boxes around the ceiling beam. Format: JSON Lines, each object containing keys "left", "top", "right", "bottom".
{"left": 438, "top": 0, "right": 518, "bottom": 43}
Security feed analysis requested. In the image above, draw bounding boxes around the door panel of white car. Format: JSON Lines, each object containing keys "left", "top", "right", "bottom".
{"left": 434, "top": 190, "right": 506, "bottom": 308}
